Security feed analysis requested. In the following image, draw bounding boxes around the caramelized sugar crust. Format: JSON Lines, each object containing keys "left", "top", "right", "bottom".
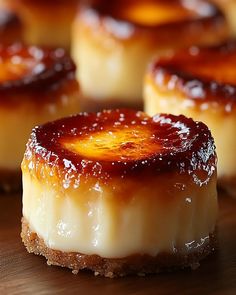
{"left": 80, "top": 0, "right": 227, "bottom": 41}
{"left": 24, "top": 109, "right": 216, "bottom": 185}
{"left": 149, "top": 40, "right": 236, "bottom": 109}
{"left": 0, "top": 43, "right": 77, "bottom": 104}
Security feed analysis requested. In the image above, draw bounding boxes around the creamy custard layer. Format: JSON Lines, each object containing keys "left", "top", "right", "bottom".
{"left": 144, "top": 81, "right": 236, "bottom": 179}
{"left": 0, "top": 91, "right": 79, "bottom": 171}
{"left": 22, "top": 170, "right": 217, "bottom": 258}
{"left": 72, "top": 24, "right": 160, "bottom": 103}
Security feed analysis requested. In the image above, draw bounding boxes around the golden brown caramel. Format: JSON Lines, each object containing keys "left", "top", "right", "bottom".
{"left": 24, "top": 109, "right": 216, "bottom": 187}
{"left": 94, "top": 0, "right": 198, "bottom": 26}
{"left": 148, "top": 41, "right": 236, "bottom": 111}
{"left": 79, "top": 0, "right": 227, "bottom": 44}
{"left": 0, "top": 43, "right": 77, "bottom": 106}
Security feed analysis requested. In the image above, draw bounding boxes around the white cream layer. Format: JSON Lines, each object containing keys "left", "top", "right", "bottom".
{"left": 144, "top": 81, "right": 236, "bottom": 179}
{"left": 22, "top": 171, "right": 217, "bottom": 258}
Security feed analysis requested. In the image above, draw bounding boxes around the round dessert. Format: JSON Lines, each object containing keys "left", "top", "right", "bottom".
{"left": 212, "top": 0, "right": 236, "bottom": 36}
{"left": 0, "top": 43, "right": 80, "bottom": 192}
{"left": 144, "top": 40, "right": 236, "bottom": 196}
{"left": 10, "top": 0, "right": 79, "bottom": 49}
{"left": 0, "top": 3, "right": 23, "bottom": 44}
{"left": 21, "top": 109, "right": 218, "bottom": 277}
{"left": 72, "top": 0, "right": 228, "bottom": 111}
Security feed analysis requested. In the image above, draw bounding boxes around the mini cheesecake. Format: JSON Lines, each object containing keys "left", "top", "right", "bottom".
{"left": 72, "top": 0, "right": 228, "bottom": 111}
{"left": 11, "top": 0, "right": 79, "bottom": 49}
{"left": 0, "top": 3, "right": 23, "bottom": 44}
{"left": 212, "top": 0, "right": 236, "bottom": 36}
{"left": 144, "top": 40, "right": 236, "bottom": 196}
{"left": 21, "top": 109, "right": 217, "bottom": 277}
{"left": 0, "top": 43, "right": 80, "bottom": 191}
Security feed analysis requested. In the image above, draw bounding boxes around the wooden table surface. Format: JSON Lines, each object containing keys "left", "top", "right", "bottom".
{"left": 0, "top": 192, "right": 236, "bottom": 295}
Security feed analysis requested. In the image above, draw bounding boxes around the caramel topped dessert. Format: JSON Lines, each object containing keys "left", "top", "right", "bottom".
{"left": 0, "top": 43, "right": 80, "bottom": 192}
{"left": 144, "top": 40, "right": 236, "bottom": 196}
{"left": 72, "top": 0, "right": 228, "bottom": 111}
{"left": 0, "top": 3, "right": 23, "bottom": 44}
{"left": 11, "top": 0, "right": 79, "bottom": 49}
{"left": 21, "top": 109, "right": 218, "bottom": 277}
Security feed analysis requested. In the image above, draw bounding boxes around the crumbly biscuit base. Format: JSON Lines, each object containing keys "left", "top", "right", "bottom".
{"left": 21, "top": 217, "right": 217, "bottom": 278}
{"left": 0, "top": 169, "right": 21, "bottom": 193}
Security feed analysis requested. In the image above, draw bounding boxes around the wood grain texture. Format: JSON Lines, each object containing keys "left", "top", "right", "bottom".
{"left": 0, "top": 192, "right": 236, "bottom": 295}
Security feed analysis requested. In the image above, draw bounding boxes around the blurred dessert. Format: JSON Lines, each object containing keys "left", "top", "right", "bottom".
{"left": 10, "top": 0, "right": 79, "bottom": 49}
{"left": 144, "top": 40, "right": 236, "bottom": 196}
{"left": 0, "top": 2, "right": 23, "bottom": 44}
{"left": 21, "top": 109, "right": 217, "bottom": 277}
{"left": 0, "top": 43, "right": 80, "bottom": 192}
{"left": 212, "top": 0, "right": 236, "bottom": 36}
{"left": 72, "top": 0, "right": 228, "bottom": 111}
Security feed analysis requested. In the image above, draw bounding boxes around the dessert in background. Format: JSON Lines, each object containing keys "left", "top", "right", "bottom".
{"left": 213, "top": 0, "right": 236, "bottom": 36}
{"left": 10, "top": 0, "right": 80, "bottom": 49}
{"left": 72, "top": 0, "right": 228, "bottom": 111}
{"left": 144, "top": 40, "right": 236, "bottom": 196}
{"left": 21, "top": 109, "right": 217, "bottom": 277}
{"left": 0, "top": 43, "right": 80, "bottom": 192}
{"left": 0, "top": 1, "right": 23, "bottom": 44}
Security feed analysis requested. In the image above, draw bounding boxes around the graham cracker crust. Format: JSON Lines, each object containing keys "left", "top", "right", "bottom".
{"left": 0, "top": 169, "right": 21, "bottom": 193}
{"left": 21, "top": 217, "right": 217, "bottom": 278}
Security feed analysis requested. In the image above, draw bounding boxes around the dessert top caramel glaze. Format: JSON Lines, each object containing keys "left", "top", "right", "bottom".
{"left": 0, "top": 43, "right": 76, "bottom": 103}
{"left": 149, "top": 40, "right": 236, "bottom": 111}
{"left": 24, "top": 109, "right": 216, "bottom": 187}
{"left": 79, "top": 0, "right": 226, "bottom": 42}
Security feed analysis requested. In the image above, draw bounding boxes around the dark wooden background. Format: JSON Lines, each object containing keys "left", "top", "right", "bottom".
{"left": 1, "top": 192, "right": 236, "bottom": 295}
